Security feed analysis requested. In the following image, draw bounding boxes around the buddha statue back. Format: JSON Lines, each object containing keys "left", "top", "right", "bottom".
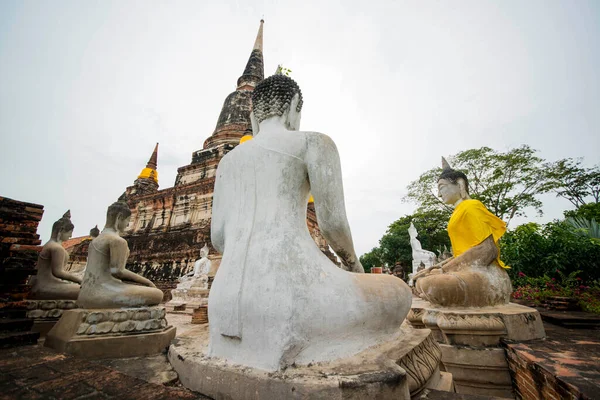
{"left": 208, "top": 75, "right": 412, "bottom": 371}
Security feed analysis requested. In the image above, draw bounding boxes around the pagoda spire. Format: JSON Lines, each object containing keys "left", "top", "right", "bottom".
{"left": 202, "top": 20, "right": 266, "bottom": 150}
{"left": 146, "top": 142, "right": 159, "bottom": 170}
{"left": 237, "top": 19, "right": 265, "bottom": 89}
{"left": 137, "top": 143, "right": 159, "bottom": 184}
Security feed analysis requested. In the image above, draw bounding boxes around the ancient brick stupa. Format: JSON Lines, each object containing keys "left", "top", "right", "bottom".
{"left": 111, "top": 20, "right": 333, "bottom": 296}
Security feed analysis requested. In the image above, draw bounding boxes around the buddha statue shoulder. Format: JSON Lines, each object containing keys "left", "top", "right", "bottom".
{"left": 30, "top": 210, "right": 81, "bottom": 300}
{"left": 208, "top": 74, "right": 412, "bottom": 371}
{"left": 78, "top": 199, "right": 163, "bottom": 309}
{"left": 413, "top": 158, "right": 512, "bottom": 307}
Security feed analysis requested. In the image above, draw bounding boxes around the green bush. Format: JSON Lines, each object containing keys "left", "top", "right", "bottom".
{"left": 500, "top": 221, "right": 600, "bottom": 282}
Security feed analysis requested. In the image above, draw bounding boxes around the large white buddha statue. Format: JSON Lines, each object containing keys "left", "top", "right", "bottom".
{"left": 208, "top": 74, "right": 412, "bottom": 371}
{"left": 413, "top": 158, "right": 512, "bottom": 307}
{"left": 30, "top": 211, "right": 81, "bottom": 300}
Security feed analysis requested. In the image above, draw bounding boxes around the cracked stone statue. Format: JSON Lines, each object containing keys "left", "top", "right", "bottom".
{"left": 208, "top": 74, "right": 412, "bottom": 371}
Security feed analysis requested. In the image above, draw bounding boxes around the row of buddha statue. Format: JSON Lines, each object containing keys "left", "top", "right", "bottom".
{"left": 30, "top": 201, "right": 163, "bottom": 309}
{"left": 29, "top": 72, "right": 513, "bottom": 375}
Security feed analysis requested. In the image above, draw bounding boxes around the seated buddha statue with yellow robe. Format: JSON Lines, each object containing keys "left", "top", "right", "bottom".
{"left": 414, "top": 158, "right": 512, "bottom": 307}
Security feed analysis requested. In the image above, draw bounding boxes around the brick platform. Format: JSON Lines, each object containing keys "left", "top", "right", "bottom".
{"left": 0, "top": 345, "right": 209, "bottom": 399}
{"left": 503, "top": 323, "right": 600, "bottom": 400}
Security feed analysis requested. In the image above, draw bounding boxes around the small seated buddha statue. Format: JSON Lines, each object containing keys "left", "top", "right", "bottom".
{"left": 78, "top": 199, "right": 164, "bottom": 309}
{"left": 180, "top": 243, "right": 211, "bottom": 282}
{"left": 414, "top": 158, "right": 512, "bottom": 308}
{"left": 30, "top": 211, "right": 81, "bottom": 300}
{"left": 209, "top": 74, "right": 412, "bottom": 371}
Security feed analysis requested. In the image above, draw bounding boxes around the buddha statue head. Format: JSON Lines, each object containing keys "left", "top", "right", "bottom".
{"left": 200, "top": 243, "right": 209, "bottom": 258}
{"left": 90, "top": 225, "right": 100, "bottom": 238}
{"left": 51, "top": 210, "right": 75, "bottom": 242}
{"left": 438, "top": 157, "right": 470, "bottom": 206}
{"left": 105, "top": 200, "right": 132, "bottom": 234}
{"left": 250, "top": 74, "right": 303, "bottom": 135}
{"left": 408, "top": 222, "right": 418, "bottom": 239}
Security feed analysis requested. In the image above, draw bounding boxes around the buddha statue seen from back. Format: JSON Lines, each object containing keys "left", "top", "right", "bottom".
{"left": 30, "top": 210, "right": 81, "bottom": 300}
{"left": 78, "top": 199, "right": 164, "bottom": 309}
{"left": 209, "top": 74, "right": 412, "bottom": 371}
{"left": 414, "top": 158, "right": 512, "bottom": 307}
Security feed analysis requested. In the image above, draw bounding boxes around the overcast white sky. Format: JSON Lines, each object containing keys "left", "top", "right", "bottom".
{"left": 1, "top": 0, "right": 599, "bottom": 256}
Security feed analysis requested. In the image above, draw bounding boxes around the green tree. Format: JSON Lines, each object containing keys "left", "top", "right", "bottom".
{"left": 564, "top": 202, "right": 600, "bottom": 222}
{"left": 365, "top": 210, "right": 451, "bottom": 273}
{"left": 544, "top": 159, "right": 600, "bottom": 208}
{"left": 500, "top": 221, "right": 600, "bottom": 282}
{"left": 404, "top": 146, "right": 550, "bottom": 226}
{"left": 359, "top": 247, "right": 382, "bottom": 273}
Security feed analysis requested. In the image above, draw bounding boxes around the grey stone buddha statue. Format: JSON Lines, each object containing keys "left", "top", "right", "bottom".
{"left": 30, "top": 210, "right": 81, "bottom": 300}
{"left": 78, "top": 200, "right": 163, "bottom": 308}
{"left": 208, "top": 74, "right": 412, "bottom": 371}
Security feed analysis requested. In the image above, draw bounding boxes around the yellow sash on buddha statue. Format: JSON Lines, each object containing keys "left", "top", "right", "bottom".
{"left": 447, "top": 199, "right": 509, "bottom": 268}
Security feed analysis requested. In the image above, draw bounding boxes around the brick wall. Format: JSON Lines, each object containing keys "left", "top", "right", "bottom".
{"left": 504, "top": 343, "right": 588, "bottom": 400}
{"left": 0, "top": 196, "right": 44, "bottom": 301}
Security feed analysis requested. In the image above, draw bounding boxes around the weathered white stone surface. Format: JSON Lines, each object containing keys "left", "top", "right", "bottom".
{"left": 170, "top": 322, "right": 449, "bottom": 399}
{"left": 209, "top": 79, "right": 412, "bottom": 372}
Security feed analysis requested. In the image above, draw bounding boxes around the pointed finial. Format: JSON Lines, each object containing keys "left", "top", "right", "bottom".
{"left": 146, "top": 143, "right": 159, "bottom": 169}
{"left": 441, "top": 156, "right": 452, "bottom": 171}
{"left": 253, "top": 19, "right": 264, "bottom": 51}
{"left": 63, "top": 210, "right": 71, "bottom": 219}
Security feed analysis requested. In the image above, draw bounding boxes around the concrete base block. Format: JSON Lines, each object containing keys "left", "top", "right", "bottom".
{"left": 25, "top": 300, "right": 78, "bottom": 337}
{"left": 169, "top": 323, "right": 453, "bottom": 400}
{"left": 408, "top": 299, "right": 545, "bottom": 398}
{"left": 45, "top": 307, "right": 176, "bottom": 359}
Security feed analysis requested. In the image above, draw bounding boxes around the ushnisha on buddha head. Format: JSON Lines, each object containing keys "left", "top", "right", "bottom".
{"left": 437, "top": 157, "right": 470, "bottom": 206}
{"left": 250, "top": 74, "right": 304, "bottom": 134}
{"left": 51, "top": 210, "right": 74, "bottom": 242}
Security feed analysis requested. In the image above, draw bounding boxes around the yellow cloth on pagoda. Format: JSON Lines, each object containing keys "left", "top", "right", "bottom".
{"left": 447, "top": 199, "right": 509, "bottom": 269}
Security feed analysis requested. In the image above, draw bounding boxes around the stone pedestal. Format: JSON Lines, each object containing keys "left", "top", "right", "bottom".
{"left": 24, "top": 300, "right": 78, "bottom": 336}
{"left": 45, "top": 306, "right": 176, "bottom": 359}
{"left": 168, "top": 323, "right": 453, "bottom": 399}
{"left": 191, "top": 306, "right": 208, "bottom": 324}
{"left": 165, "top": 278, "right": 209, "bottom": 315}
{"left": 407, "top": 298, "right": 545, "bottom": 398}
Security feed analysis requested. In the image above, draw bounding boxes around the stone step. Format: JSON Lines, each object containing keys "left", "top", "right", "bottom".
{"left": 0, "top": 318, "right": 34, "bottom": 333}
{"left": 540, "top": 310, "right": 600, "bottom": 329}
{"left": 0, "top": 330, "right": 39, "bottom": 348}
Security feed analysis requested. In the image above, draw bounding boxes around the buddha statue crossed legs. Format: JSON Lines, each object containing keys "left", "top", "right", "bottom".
{"left": 208, "top": 74, "right": 412, "bottom": 371}
{"left": 414, "top": 158, "right": 512, "bottom": 307}
{"left": 78, "top": 199, "right": 163, "bottom": 309}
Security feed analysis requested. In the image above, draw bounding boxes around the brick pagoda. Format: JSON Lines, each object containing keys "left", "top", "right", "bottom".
{"left": 119, "top": 21, "right": 334, "bottom": 297}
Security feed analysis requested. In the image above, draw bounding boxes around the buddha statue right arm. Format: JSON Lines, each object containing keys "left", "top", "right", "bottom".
{"left": 50, "top": 246, "right": 82, "bottom": 284}
{"left": 305, "top": 133, "right": 364, "bottom": 273}
{"left": 109, "top": 238, "right": 157, "bottom": 288}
